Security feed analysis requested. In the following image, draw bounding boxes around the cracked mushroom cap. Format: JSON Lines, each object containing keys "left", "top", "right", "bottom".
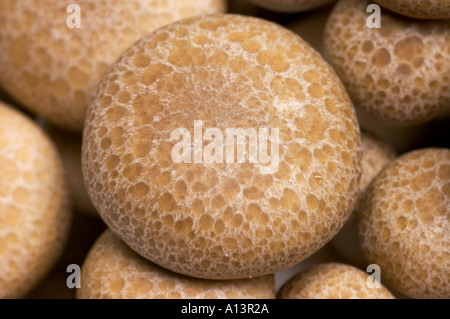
{"left": 246, "top": 0, "right": 335, "bottom": 13}
{"left": 277, "top": 263, "right": 395, "bottom": 299}
{"left": 374, "top": 0, "right": 450, "bottom": 20}
{"left": 323, "top": 0, "right": 450, "bottom": 126}
{"left": 360, "top": 148, "right": 450, "bottom": 299}
{"left": 82, "top": 14, "right": 362, "bottom": 280}
{"left": 0, "top": 102, "right": 71, "bottom": 298}
{"left": 0, "top": 0, "right": 226, "bottom": 131}
{"left": 78, "top": 229, "right": 275, "bottom": 299}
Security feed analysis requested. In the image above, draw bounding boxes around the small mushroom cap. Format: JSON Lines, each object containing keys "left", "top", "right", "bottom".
{"left": 0, "top": 102, "right": 71, "bottom": 298}
{"left": 360, "top": 148, "right": 450, "bottom": 299}
{"left": 277, "top": 262, "right": 395, "bottom": 299}
{"left": 324, "top": 0, "right": 450, "bottom": 126}
{"left": 78, "top": 229, "right": 275, "bottom": 299}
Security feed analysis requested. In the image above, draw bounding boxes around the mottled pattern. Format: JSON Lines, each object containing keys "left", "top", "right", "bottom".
{"left": 82, "top": 14, "right": 362, "bottom": 279}
{"left": 375, "top": 0, "right": 450, "bottom": 20}
{"left": 0, "top": 0, "right": 226, "bottom": 131}
{"left": 324, "top": 0, "right": 450, "bottom": 126}
{"left": 247, "top": 0, "right": 335, "bottom": 13}
{"left": 0, "top": 102, "right": 71, "bottom": 298}
{"left": 331, "top": 132, "right": 395, "bottom": 267}
{"left": 278, "top": 263, "right": 395, "bottom": 299}
{"left": 360, "top": 148, "right": 450, "bottom": 299}
{"left": 78, "top": 229, "right": 275, "bottom": 299}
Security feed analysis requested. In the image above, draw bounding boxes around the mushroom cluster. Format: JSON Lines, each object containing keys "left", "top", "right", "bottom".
{"left": 0, "top": 0, "right": 448, "bottom": 300}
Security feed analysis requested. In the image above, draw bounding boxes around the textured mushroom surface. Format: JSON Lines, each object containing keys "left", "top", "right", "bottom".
{"left": 323, "top": 0, "right": 450, "bottom": 126}
{"left": 0, "top": 102, "right": 71, "bottom": 298}
{"left": 331, "top": 132, "right": 395, "bottom": 267}
{"left": 78, "top": 229, "right": 275, "bottom": 299}
{"left": 0, "top": 0, "right": 226, "bottom": 131}
{"left": 374, "top": 0, "right": 450, "bottom": 20}
{"left": 246, "top": 0, "right": 335, "bottom": 13}
{"left": 82, "top": 14, "right": 362, "bottom": 280}
{"left": 360, "top": 148, "right": 450, "bottom": 299}
{"left": 278, "top": 263, "right": 395, "bottom": 299}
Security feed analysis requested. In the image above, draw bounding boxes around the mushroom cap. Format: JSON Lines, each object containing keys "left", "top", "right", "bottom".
{"left": 323, "top": 0, "right": 450, "bottom": 126}
{"left": 82, "top": 14, "right": 362, "bottom": 279}
{"left": 0, "top": 102, "right": 71, "bottom": 298}
{"left": 277, "top": 262, "right": 395, "bottom": 299}
{"left": 78, "top": 229, "right": 275, "bottom": 299}
{"left": 374, "top": 0, "right": 450, "bottom": 20}
{"left": 0, "top": 0, "right": 226, "bottom": 131}
{"left": 360, "top": 148, "right": 450, "bottom": 299}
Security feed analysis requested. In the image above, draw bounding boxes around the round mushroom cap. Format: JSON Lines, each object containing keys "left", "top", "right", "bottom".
{"left": 0, "top": 0, "right": 226, "bottom": 131}
{"left": 246, "top": 0, "right": 335, "bottom": 13}
{"left": 360, "top": 148, "right": 450, "bottom": 299}
{"left": 82, "top": 14, "right": 362, "bottom": 280}
{"left": 78, "top": 229, "right": 275, "bottom": 299}
{"left": 374, "top": 0, "right": 450, "bottom": 20}
{"left": 277, "top": 263, "right": 395, "bottom": 299}
{"left": 323, "top": 0, "right": 450, "bottom": 126}
{"left": 0, "top": 102, "right": 72, "bottom": 298}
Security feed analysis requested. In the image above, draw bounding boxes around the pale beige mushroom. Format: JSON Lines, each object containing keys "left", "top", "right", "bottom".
{"left": 278, "top": 263, "right": 395, "bottom": 299}
{"left": 374, "top": 0, "right": 450, "bottom": 20}
{"left": 78, "top": 229, "right": 275, "bottom": 299}
{"left": 82, "top": 14, "right": 362, "bottom": 280}
{"left": 0, "top": 0, "right": 226, "bottom": 131}
{"left": 360, "top": 148, "right": 450, "bottom": 299}
{"left": 0, "top": 102, "right": 72, "bottom": 298}
{"left": 323, "top": 0, "right": 450, "bottom": 126}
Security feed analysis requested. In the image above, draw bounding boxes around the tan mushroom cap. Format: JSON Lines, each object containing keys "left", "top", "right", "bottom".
{"left": 78, "top": 229, "right": 275, "bottom": 299}
{"left": 0, "top": 0, "right": 226, "bottom": 131}
{"left": 246, "top": 0, "right": 335, "bottom": 13}
{"left": 278, "top": 263, "right": 395, "bottom": 299}
{"left": 82, "top": 13, "right": 361, "bottom": 280}
{"left": 360, "top": 148, "right": 450, "bottom": 299}
{"left": 0, "top": 102, "right": 71, "bottom": 298}
{"left": 331, "top": 132, "right": 395, "bottom": 267}
{"left": 374, "top": 0, "right": 450, "bottom": 20}
{"left": 324, "top": 0, "right": 450, "bottom": 126}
